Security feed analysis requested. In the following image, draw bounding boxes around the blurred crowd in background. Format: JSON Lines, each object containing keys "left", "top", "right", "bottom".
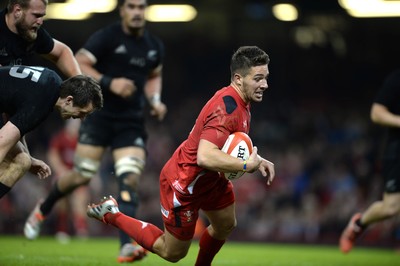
{"left": 0, "top": 0, "right": 399, "bottom": 249}
{"left": 1, "top": 81, "right": 398, "bottom": 248}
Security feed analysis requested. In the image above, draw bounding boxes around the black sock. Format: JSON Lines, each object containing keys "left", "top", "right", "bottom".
{"left": 0, "top": 182, "right": 11, "bottom": 199}
{"left": 355, "top": 218, "right": 366, "bottom": 230}
{"left": 117, "top": 173, "right": 139, "bottom": 247}
{"left": 40, "top": 184, "right": 67, "bottom": 216}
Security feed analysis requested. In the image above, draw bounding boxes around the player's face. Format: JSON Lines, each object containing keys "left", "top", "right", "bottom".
{"left": 120, "top": 0, "right": 147, "bottom": 32}
{"left": 241, "top": 65, "right": 269, "bottom": 103}
{"left": 15, "top": 0, "right": 46, "bottom": 42}
{"left": 60, "top": 102, "right": 94, "bottom": 121}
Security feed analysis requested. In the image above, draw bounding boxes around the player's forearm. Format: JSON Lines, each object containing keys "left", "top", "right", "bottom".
{"left": 145, "top": 75, "right": 163, "bottom": 106}
{"left": 56, "top": 53, "right": 81, "bottom": 77}
{"left": 75, "top": 49, "right": 102, "bottom": 81}
{"left": 197, "top": 140, "right": 246, "bottom": 173}
{"left": 20, "top": 136, "right": 30, "bottom": 155}
{"left": 371, "top": 103, "right": 400, "bottom": 128}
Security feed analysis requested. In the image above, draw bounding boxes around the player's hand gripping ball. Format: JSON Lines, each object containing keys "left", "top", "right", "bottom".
{"left": 221, "top": 132, "right": 253, "bottom": 180}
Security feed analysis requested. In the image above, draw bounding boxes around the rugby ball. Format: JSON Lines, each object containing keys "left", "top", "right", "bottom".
{"left": 221, "top": 132, "right": 253, "bottom": 180}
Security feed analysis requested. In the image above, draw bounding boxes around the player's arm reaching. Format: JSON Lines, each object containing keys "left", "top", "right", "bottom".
{"left": 75, "top": 49, "right": 135, "bottom": 98}
{"left": 0, "top": 112, "right": 51, "bottom": 179}
{"left": 0, "top": 120, "right": 51, "bottom": 180}
{"left": 42, "top": 39, "right": 81, "bottom": 77}
{"left": 144, "top": 65, "right": 167, "bottom": 121}
{"left": 19, "top": 135, "right": 50, "bottom": 178}
{"left": 370, "top": 103, "right": 400, "bottom": 128}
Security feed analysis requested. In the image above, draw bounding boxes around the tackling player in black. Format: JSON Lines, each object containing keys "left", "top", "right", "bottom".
{"left": 0, "top": 65, "right": 103, "bottom": 199}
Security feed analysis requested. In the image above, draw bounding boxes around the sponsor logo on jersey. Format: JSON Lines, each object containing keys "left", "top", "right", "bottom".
{"left": 147, "top": 50, "right": 157, "bottom": 61}
{"left": 114, "top": 44, "right": 127, "bottom": 54}
{"left": 129, "top": 57, "right": 146, "bottom": 67}
{"left": 183, "top": 210, "right": 194, "bottom": 223}
{"left": 133, "top": 137, "right": 144, "bottom": 147}
{"left": 0, "top": 47, "right": 8, "bottom": 56}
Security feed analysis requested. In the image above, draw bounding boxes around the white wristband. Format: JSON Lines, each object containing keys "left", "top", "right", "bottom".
{"left": 150, "top": 94, "right": 161, "bottom": 105}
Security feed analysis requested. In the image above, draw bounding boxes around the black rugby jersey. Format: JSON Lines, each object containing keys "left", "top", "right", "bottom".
{"left": 374, "top": 69, "right": 400, "bottom": 140}
{"left": 82, "top": 21, "right": 164, "bottom": 116}
{"left": 0, "top": 9, "right": 54, "bottom": 66}
{"left": 0, "top": 65, "right": 61, "bottom": 136}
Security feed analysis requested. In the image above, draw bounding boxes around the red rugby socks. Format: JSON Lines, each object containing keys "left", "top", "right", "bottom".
{"left": 105, "top": 212, "right": 163, "bottom": 252}
{"left": 195, "top": 229, "right": 225, "bottom": 266}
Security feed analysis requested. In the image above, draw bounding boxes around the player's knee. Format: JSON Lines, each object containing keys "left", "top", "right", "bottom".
{"left": 115, "top": 156, "right": 145, "bottom": 176}
{"left": 224, "top": 219, "right": 237, "bottom": 234}
{"left": 383, "top": 201, "right": 400, "bottom": 217}
{"left": 163, "top": 248, "right": 188, "bottom": 263}
{"left": 214, "top": 218, "right": 237, "bottom": 236}
{"left": 73, "top": 155, "right": 100, "bottom": 179}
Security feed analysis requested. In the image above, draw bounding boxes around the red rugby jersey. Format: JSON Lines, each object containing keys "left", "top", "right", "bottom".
{"left": 162, "top": 85, "right": 251, "bottom": 195}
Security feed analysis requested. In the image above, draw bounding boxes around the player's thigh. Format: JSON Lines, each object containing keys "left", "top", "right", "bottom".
{"left": 382, "top": 192, "right": 400, "bottom": 213}
{"left": 112, "top": 146, "right": 146, "bottom": 161}
{"left": 0, "top": 142, "right": 30, "bottom": 175}
{"left": 203, "top": 203, "right": 236, "bottom": 237}
{"left": 0, "top": 160, "right": 8, "bottom": 174}
{"left": 75, "top": 143, "right": 105, "bottom": 161}
{"left": 382, "top": 140, "right": 400, "bottom": 193}
{"left": 72, "top": 144, "right": 104, "bottom": 182}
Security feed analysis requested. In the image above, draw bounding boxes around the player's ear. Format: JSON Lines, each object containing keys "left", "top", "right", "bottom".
{"left": 14, "top": 5, "right": 22, "bottom": 17}
{"left": 65, "top": 95, "right": 74, "bottom": 105}
{"left": 233, "top": 73, "right": 242, "bottom": 87}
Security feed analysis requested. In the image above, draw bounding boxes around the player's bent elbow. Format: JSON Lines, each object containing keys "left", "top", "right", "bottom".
{"left": 196, "top": 157, "right": 216, "bottom": 170}
{"left": 196, "top": 154, "right": 208, "bottom": 168}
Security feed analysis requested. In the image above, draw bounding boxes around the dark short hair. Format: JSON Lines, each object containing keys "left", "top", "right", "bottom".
{"left": 118, "top": 0, "right": 147, "bottom": 7}
{"left": 7, "top": 0, "right": 48, "bottom": 11}
{"left": 59, "top": 75, "right": 103, "bottom": 110}
{"left": 230, "top": 46, "right": 270, "bottom": 79}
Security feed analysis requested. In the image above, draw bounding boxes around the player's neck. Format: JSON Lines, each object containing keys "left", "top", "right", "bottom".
{"left": 122, "top": 24, "right": 144, "bottom": 37}
{"left": 230, "top": 82, "right": 249, "bottom": 104}
{"left": 5, "top": 14, "right": 17, "bottom": 34}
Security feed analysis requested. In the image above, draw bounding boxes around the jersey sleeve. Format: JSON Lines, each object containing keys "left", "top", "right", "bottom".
{"left": 35, "top": 28, "right": 55, "bottom": 55}
{"left": 374, "top": 69, "right": 400, "bottom": 111}
{"left": 82, "top": 27, "right": 113, "bottom": 61}
{"left": 151, "top": 36, "right": 165, "bottom": 70}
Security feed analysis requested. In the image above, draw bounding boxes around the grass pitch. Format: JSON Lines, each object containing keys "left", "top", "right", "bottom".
{"left": 0, "top": 236, "right": 398, "bottom": 266}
